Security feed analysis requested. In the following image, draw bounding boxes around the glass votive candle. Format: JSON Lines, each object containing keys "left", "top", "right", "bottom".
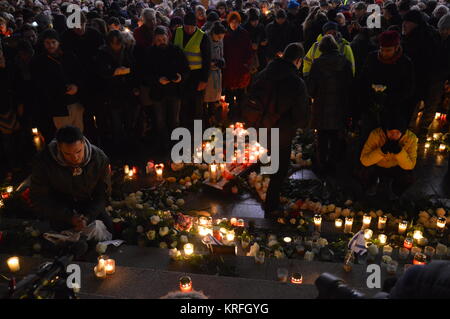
{"left": 184, "top": 243, "right": 194, "bottom": 256}
{"left": 105, "top": 259, "right": 115, "bottom": 275}
{"left": 399, "top": 247, "right": 410, "bottom": 260}
{"left": 404, "top": 237, "right": 413, "bottom": 249}
{"left": 437, "top": 217, "right": 446, "bottom": 231}
{"left": 378, "top": 215, "right": 387, "bottom": 230}
{"left": 283, "top": 237, "right": 292, "bottom": 244}
{"left": 313, "top": 214, "right": 322, "bottom": 232}
{"left": 335, "top": 218, "right": 343, "bottom": 229}
{"left": 230, "top": 217, "right": 237, "bottom": 226}
{"left": 7, "top": 257, "right": 20, "bottom": 272}
{"left": 277, "top": 268, "right": 289, "bottom": 282}
{"left": 179, "top": 276, "right": 193, "bottom": 292}
{"left": 344, "top": 217, "right": 353, "bottom": 233}
{"left": 383, "top": 245, "right": 393, "bottom": 256}
{"left": 413, "top": 230, "right": 423, "bottom": 241}
{"left": 378, "top": 234, "right": 387, "bottom": 245}
{"left": 424, "top": 246, "right": 435, "bottom": 258}
{"left": 398, "top": 220, "right": 408, "bottom": 234}
{"left": 362, "top": 214, "right": 372, "bottom": 229}
{"left": 290, "top": 272, "right": 303, "bottom": 284}
{"left": 413, "top": 252, "right": 427, "bottom": 265}
{"left": 364, "top": 229, "right": 373, "bottom": 240}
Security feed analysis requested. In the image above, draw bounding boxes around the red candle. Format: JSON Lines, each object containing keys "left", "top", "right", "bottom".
{"left": 179, "top": 276, "right": 192, "bottom": 292}
{"left": 413, "top": 253, "right": 427, "bottom": 265}
{"left": 404, "top": 238, "right": 413, "bottom": 249}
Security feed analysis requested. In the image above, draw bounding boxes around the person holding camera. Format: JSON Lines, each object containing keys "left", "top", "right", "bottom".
{"left": 359, "top": 112, "right": 418, "bottom": 199}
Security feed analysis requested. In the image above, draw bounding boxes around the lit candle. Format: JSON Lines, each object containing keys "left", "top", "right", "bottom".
{"left": 433, "top": 133, "right": 440, "bottom": 140}
{"left": 439, "top": 144, "right": 446, "bottom": 152}
{"left": 290, "top": 272, "right": 303, "bottom": 284}
{"left": 105, "top": 259, "right": 115, "bottom": 275}
{"left": 362, "top": 214, "right": 372, "bottom": 229}
{"left": 155, "top": 163, "right": 164, "bottom": 181}
{"left": 404, "top": 237, "right": 413, "bottom": 249}
{"left": 209, "top": 164, "right": 217, "bottom": 183}
{"left": 283, "top": 237, "right": 292, "bottom": 244}
{"left": 424, "top": 142, "right": 431, "bottom": 149}
{"left": 398, "top": 220, "right": 408, "bottom": 234}
{"left": 413, "top": 252, "right": 427, "bottom": 265}
{"left": 124, "top": 165, "right": 130, "bottom": 175}
{"left": 437, "top": 217, "right": 446, "bottom": 230}
{"left": 378, "top": 234, "right": 387, "bottom": 245}
{"left": 179, "top": 276, "right": 193, "bottom": 292}
{"left": 335, "top": 218, "right": 343, "bottom": 228}
{"left": 378, "top": 215, "right": 387, "bottom": 230}
{"left": 435, "top": 112, "right": 442, "bottom": 120}
{"left": 7, "top": 257, "right": 20, "bottom": 272}
{"left": 146, "top": 161, "right": 154, "bottom": 174}
{"left": 313, "top": 214, "right": 322, "bottom": 232}
{"left": 95, "top": 256, "right": 107, "bottom": 278}
{"left": 198, "top": 226, "right": 211, "bottom": 237}
{"left": 32, "top": 127, "right": 39, "bottom": 135}
{"left": 364, "top": 229, "right": 373, "bottom": 240}
{"left": 344, "top": 217, "right": 353, "bottom": 233}
{"left": 199, "top": 216, "right": 209, "bottom": 226}
{"left": 413, "top": 230, "right": 423, "bottom": 241}
{"left": 6, "top": 186, "right": 13, "bottom": 193}
{"left": 237, "top": 219, "right": 245, "bottom": 227}
{"left": 230, "top": 218, "right": 237, "bottom": 226}
{"left": 226, "top": 231, "right": 235, "bottom": 242}
{"left": 127, "top": 170, "right": 134, "bottom": 178}
{"left": 184, "top": 243, "right": 194, "bottom": 256}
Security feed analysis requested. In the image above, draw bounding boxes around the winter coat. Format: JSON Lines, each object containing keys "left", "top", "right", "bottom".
{"left": 30, "top": 138, "right": 111, "bottom": 226}
{"left": 31, "top": 51, "right": 84, "bottom": 117}
{"left": 94, "top": 45, "right": 136, "bottom": 108}
{"left": 204, "top": 34, "right": 225, "bottom": 103}
{"left": 359, "top": 50, "right": 415, "bottom": 117}
{"left": 265, "top": 20, "right": 298, "bottom": 59}
{"left": 223, "top": 26, "right": 253, "bottom": 90}
{"left": 303, "top": 33, "right": 355, "bottom": 76}
{"left": 307, "top": 50, "right": 353, "bottom": 130}
{"left": 360, "top": 128, "right": 418, "bottom": 170}
{"left": 250, "top": 58, "right": 309, "bottom": 148}
{"left": 142, "top": 44, "right": 190, "bottom": 101}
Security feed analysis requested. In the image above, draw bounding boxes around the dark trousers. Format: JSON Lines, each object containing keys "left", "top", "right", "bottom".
{"left": 359, "top": 165, "right": 415, "bottom": 196}
{"left": 151, "top": 96, "right": 181, "bottom": 153}
{"left": 317, "top": 129, "right": 341, "bottom": 170}
{"left": 419, "top": 80, "right": 445, "bottom": 133}
{"left": 264, "top": 131, "right": 294, "bottom": 215}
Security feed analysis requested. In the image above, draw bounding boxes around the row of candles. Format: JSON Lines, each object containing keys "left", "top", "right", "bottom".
{"left": 94, "top": 255, "right": 116, "bottom": 278}
{"left": 1, "top": 185, "right": 13, "bottom": 200}
{"left": 124, "top": 163, "right": 165, "bottom": 181}
{"left": 313, "top": 213, "right": 447, "bottom": 235}
{"left": 424, "top": 133, "right": 447, "bottom": 152}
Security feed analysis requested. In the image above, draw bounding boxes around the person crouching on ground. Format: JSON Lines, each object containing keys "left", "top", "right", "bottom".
{"left": 359, "top": 112, "right": 418, "bottom": 200}
{"left": 30, "top": 125, "right": 113, "bottom": 233}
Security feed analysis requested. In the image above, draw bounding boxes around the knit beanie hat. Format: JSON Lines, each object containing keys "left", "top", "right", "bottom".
{"left": 437, "top": 13, "right": 450, "bottom": 30}
{"left": 403, "top": 9, "right": 423, "bottom": 25}
{"left": 288, "top": 0, "right": 300, "bottom": 9}
{"left": 322, "top": 21, "right": 339, "bottom": 33}
{"left": 184, "top": 11, "right": 197, "bottom": 26}
{"left": 378, "top": 30, "right": 400, "bottom": 47}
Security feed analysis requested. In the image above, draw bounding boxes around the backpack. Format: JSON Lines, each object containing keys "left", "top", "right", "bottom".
{"left": 242, "top": 73, "right": 280, "bottom": 129}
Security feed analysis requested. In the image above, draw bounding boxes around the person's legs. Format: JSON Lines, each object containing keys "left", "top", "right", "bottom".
{"left": 316, "top": 129, "right": 329, "bottom": 171}
{"left": 358, "top": 165, "right": 380, "bottom": 195}
{"left": 150, "top": 99, "right": 168, "bottom": 153}
{"left": 264, "top": 144, "right": 292, "bottom": 217}
{"left": 165, "top": 96, "right": 181, "bottom": 151}
{"left": 419, "top": 81, "right": 445, "bottom": 137}
{"left": 389, "top": 166, "right": 415, "bottom": 196}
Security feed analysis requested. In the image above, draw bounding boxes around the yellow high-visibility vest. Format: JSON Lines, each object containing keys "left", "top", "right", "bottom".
{"left": 174, "top": 27, "right": 204, "bottom": 70}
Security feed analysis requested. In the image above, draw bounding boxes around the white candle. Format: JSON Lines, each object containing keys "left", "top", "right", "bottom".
{"left": 155, "top": 163, "right": 164, "bottom": 181}
{"left": 362, "top": 214, "right": 372, "bottom": 229}
{"left": 105, "top": 259, "right": 115, "bottom": 275}
{"left": 283, "top": 237, "right": 292, "bottom": 243}
{"left": 364, "top": 229, "right": 373, "bottom": 240}
{"left": 184, "top": 243, "right": 194, "bottom": 256}
{"left": 413, "top": 230, "right": 423, "bottom": 241}
{"left": 378, "top": 215, "right": 387, "bottom": 230}
{"left": 437, "top": 217, "right": 446, "bottom": 230}
{"left": 398, "top": 220, "right": 408, "bottom": 234}
{"left": 7, "top": 257, "right": 20, "bottom": 272}
{"left": 314, "top": 214, "right": 322, "bottom": 232}
{"left": 31, "top": 128, "right": 38, "bottom": 135}
{"left": 124, "top": 165, "right": 130, "bottom": 175}
{"left": 335, "top": 218, "right": 343, "bottom": 228}
{"left": 209, "top": 164, "right": 217, "bottom": 183}
{"left": 439, "top": 144, "right": 446, "bottom": 152}
{"left": 378, "top": 234, "right": 387, "bottom": 245}
{"left": 344, "top": 217, "right": 353, "bottom": 233}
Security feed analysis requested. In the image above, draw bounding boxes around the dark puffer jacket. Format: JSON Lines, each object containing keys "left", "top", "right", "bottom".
{"left": 307, "top": 50, "right": 353, "bottom": 130}
{"left": 30, "top": 138, "right": 110, "bottom": 229}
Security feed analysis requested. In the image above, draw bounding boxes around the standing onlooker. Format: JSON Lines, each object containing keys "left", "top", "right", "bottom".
{"left": 223, "top": 11, "right": 253, "bottom": 121}
{"left": 307, "top": 35, "right": 353, "bottom": 175}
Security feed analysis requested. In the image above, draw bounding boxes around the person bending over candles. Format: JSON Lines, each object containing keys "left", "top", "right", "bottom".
{"left": 359, "top": 112, "right": 418, "bottom": 200}
{"left": 30, "top": 125, "right": 113, "bottom": 233}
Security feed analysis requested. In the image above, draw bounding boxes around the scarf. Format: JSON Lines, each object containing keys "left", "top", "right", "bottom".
{"left": 377, "top": 46, "right": 403, "bottom": 65}
{"left": 48, "top": 137, "right": 93, "bottom": 175}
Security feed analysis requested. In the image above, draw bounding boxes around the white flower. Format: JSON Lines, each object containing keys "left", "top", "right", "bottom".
{"left": 136, "top": 225, "right": 144, "bottom": 233}
{"left": 96, "top": 243, "right": 108, "bottom": 254}
{"left": 151, "top": 215, "right": 161, "bottom": 225}
{"left": 268, "top": 240, "right": 279, "bottom": 248}
{"left": 169, "top": 248, "right": 181, "bottom": 259}
{"left": 170, "top": 241, "right": 178, "bottom": 248}
{"left": 246, "top": 242, "right": 260, "bottom": 257}
{"left": 371, "top": 84, "right": 387, "bottom": 93}
{"left": 318, "top": 238, "right": 328, "bottom": 248}
{"left": 381, "top": 255, "right": 392, "bottom": 263}
{"left": 368, "top": 244, "right": 379, "bottom": 256}
{"left": 135, "top": 204, "right": 143, "bottom": 209}
{"left": 180, "top": 235, "right": 189, "bottom": 244}
{"left": 159, "top": 226, "right": 169, "bottom": 237}
{"left": 274, "top": 250, "right": 285, "bottom": 259}
{"left": 176, "top": 199, "right": 185, "bottom": 206}
{"left": 159, "top": 242, "right": 168, "bottom": 249}
{"left": 290, "top": 218, "right": 297, "bottom": 225}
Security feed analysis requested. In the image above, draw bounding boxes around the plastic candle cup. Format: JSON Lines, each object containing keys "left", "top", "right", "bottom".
{"left": 344, "top": 217, "right": 353, "bottom": 233}
{"left": 184, "top": 243, "right": 194, "bottom": 256}
{"left": 290, "top": 272, "right": 303, "bottom": 284}
{"left": 7, "top": 257, "right": 20, "bottom": 272}
{"left": 362, "top": 214, "right": 372, "bottom": 229}
{"left": 179, "top": 276, "right": 193, "bottom": 292}
{"left": 105, "top": 259, "right": 115, "bottom": 275}
{"left": 413, "top": 252, "right": 427, "bottom": 265}
{"left": 413, "top": 230, "right": 423, "bottom": 241}
{"left": 378, "top": 234, "right": 387, "bottom": 245}
{"left": 398, "top": 220, "right": 408, "bottom": 234}
{"left": 335, "top": 218, "right": 343, "bottom": 229}
{"left": 378, "top": 215, "right": 387, "bottom": 230}
{"left": 313, "top": 214, "right": 322, "bottom": 232}
{"left": 404, "top": 237, "right": 413, "bottom": 249}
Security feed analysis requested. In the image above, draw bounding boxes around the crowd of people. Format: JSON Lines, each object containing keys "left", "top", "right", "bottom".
{"left": 0, "top": 0, "right": 450, "bottom": 216}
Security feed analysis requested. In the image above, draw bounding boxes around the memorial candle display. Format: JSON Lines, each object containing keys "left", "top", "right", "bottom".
{"left": 344, "top": 217, "right": 353, "bottom": 233}
{"left": 437, "top": 217, "right": 446, "bottom": 230}
{"left": 335, "top": 218, "right": 343, "bottom": 229}
{"left": 94, "top": 256, "right": 107, "bottom": 278}
{"left": 290, "top": 273, "right": 303, "bottom": 284}
{"left": 313, "top": 214, "right": 322, "bottom": 232}
{"left": 413, "top": 252, "right": 427, "bottom": 265}
{"left": 413, "top": 230, "right": 423, "bottom": 241}
{"left": 209, "top": 164, "right": 218, "bottom": 183}
{"left": 398, "top": 220, "right": 408, "bottom": 234}
{"left": 404, "top": 237, "right": 413, "bottom": 249}
{"left": 179, "top": 276, "right": 193, "bottom": 292}
{"left": 364, "top": 229, "right": 373, "bottom": 240}
{"left": 378, "top": 215, "right": 387, "bottom": 230}
{"left": 378, "top": 234, "right": 387, "bottom": 245}
{"left": 362, "top": 214, "right": 372, "bottom": 229}
{"left": 7, "top": 257, "right": 20, "bottom": 272}
{"left": 155, "top": 163, "right": 164, "bottom": 181}
{"left": 184, "top": 244, "right": 194, "bottom": 256}
{"left": 105, "top": 259, "right": 115, "bottom": 275}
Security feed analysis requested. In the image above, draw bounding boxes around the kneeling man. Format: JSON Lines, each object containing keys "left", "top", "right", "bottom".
{"left": 30, "top": 126, "right": 113, "bottom": 233}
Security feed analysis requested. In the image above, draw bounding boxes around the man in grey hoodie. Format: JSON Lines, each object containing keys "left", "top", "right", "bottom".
{"left": 30, "top": 125, "right": 113, "bottom": 233}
